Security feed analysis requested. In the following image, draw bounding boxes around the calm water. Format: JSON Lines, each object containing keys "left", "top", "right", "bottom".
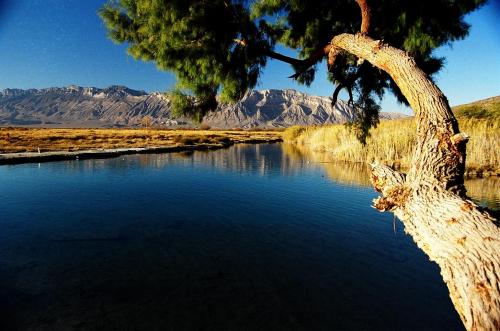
{"left": 1, "top": 143, "right": 496, "bottom": 330}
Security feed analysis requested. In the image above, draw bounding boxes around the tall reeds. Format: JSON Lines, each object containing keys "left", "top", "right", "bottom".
{"left": 284, "top": 117, "right": 499, "bottom": 174}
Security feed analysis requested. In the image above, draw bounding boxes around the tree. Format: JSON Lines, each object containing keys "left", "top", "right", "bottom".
{"left": 141, "top": 115, "right": 153, "bottom": 129}
{"left": 100, "top": 1, "right": 499, "bottom": 328}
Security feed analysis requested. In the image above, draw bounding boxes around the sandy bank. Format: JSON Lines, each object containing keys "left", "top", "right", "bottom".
{"left": 0, "top": 140, "right": 281, "bottom": 165}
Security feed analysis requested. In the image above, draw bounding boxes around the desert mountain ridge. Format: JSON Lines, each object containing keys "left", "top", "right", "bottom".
{"left": 0, "top": 85, "right": 409, "bottom": 128}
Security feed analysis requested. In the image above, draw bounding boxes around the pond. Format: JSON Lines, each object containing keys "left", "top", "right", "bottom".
{"left": 1, "top": 143, "right": 496, "bottom": 330}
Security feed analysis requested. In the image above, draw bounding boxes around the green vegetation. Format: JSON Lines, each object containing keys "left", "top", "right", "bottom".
{"left": 99, "top": 0, "right": 484, "bottom": 139}
{"left": 453, "top": 96, "right": 500, "bottom": 119}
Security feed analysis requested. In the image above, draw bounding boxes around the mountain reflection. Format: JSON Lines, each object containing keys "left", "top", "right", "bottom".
{"left": 49, "top": 143, "right": 498, "bottom": 210}
{"left": 56, "top": 143, "right": 297, "bottom": 176}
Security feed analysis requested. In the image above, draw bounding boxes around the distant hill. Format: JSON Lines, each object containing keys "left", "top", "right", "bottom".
{"left": 0, "top": 86, "right": 173, "bottom": 128}
{"left": 452, "top": 96, "right": 500, "bottom": 119}
{"left": 0, "top": 85, "right": 411, "bottom": 128}
{"left": 379, "top": 112, "right": 411, "bottom": 120}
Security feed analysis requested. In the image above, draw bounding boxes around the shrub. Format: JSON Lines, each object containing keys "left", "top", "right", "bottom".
{"left": 199, "top": 123, "right": 211, "bottom": 130}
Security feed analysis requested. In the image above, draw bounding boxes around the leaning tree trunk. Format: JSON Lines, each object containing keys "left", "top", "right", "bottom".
{"left": 328, "top": 33, "right": 500, "bottom": 330}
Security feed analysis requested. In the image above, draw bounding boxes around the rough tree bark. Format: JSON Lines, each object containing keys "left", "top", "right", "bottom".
{"left": 326, "top": 33, "right": 500, "bottom": 330}
{"left": 235, "top": 2, "right": 499, "bottom": 328}
{"left": 355, "top": 0, "right": 371, "bottom": 35}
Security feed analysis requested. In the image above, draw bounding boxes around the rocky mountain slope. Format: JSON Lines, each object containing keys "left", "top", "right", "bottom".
{"left": 206, "top": 89, "right": 356, "bottom": 128}
{"left": 0, "top": 85, "right": 403, "bottom": 128}
{"left": 0, "top": 86, "right": 172, "bottom": 128}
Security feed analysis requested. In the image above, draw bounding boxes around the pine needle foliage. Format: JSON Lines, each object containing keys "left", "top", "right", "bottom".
{"left": 99, "top": 0, "right": 485, "bottom": 134}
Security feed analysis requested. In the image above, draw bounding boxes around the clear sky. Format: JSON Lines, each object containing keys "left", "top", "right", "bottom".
{"left": 0, "top": 0, "right": 499, "bottom": 114}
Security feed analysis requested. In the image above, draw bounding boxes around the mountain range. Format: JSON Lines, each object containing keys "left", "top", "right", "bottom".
{"left": 0, "top": 85, "right": 408, "bottom": 128}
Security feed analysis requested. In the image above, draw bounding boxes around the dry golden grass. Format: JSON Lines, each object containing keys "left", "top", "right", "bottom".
{"left": 284, "top": 117, "right": 500, "bottom": 173}
{"left": 0, "top": 128, "right": 282, "bottom": 153}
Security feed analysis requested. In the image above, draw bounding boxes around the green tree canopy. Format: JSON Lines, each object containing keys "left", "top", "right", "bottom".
{"left": 99, "top": 0, "right": 484, "bottom": 138}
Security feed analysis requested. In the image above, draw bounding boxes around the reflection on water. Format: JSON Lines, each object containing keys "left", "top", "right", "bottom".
{"left": 62, "top": 144, "right": 299, "bottom": 177}
{"left": 464, "top": 177, "right": 500, "bottom": 211}
{"left": 0, "top": 143, "right": 485, "bottom": 330}
{"left": 282, "top": 144, "right": 372, "bottom": 187}
{"left": 285, "top": 144, "right": 500, "bottom": 211}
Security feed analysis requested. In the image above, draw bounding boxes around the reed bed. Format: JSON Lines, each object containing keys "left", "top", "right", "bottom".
{"left": 284, "top": 117, "right": 500, "bottom": 174}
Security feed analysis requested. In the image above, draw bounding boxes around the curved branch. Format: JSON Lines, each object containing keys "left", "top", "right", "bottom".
{"left": 288, "top": 45, "right": 333, "bottom": 79}
{"left": 331, "top": 83, "right": 354, "bottom": 107}
{"left": 270, "top": 0, "right": 373, "bottom": 78}
{"left": 235, "top": 0, "right": 372, "bottom": 80}
{"left": 330, "top": 32, "right": 500, "bottom": 330}
{"left": 347, "top": 85, "right": 354, "bottom": 106}
{"left": 330, "top": 34, "right": 461, "bottom": 185}
{"left": 331, "top": 84, "right": 344, "bottom": 106}
{"left": 233, "top": 38, "right": 328, "bottom": 70}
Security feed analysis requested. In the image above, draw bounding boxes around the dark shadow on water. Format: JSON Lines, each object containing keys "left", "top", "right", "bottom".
{"left": 0, "top": 143, "right": 487, "bottom": 330}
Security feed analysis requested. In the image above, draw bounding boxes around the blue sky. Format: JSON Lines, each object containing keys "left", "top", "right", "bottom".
{"left": 0, "top": 0, "right": 498, "bottom": 114}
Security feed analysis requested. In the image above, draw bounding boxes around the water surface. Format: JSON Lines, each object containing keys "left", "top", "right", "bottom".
{"left": 2, "top": 143, "right": 494, "bottom": 330}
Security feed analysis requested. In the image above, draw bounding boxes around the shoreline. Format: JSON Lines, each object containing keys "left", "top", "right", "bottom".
{"left": 2, "top": 140, "right": 496, "bottom": 179}
{"left": 285, "top": 143, "right": 499, "bottom": 179}
{"left": 0, "top": 140, "right": 281, "bottom": 165}
{"left": 0, "top": 127, "right": 283, "bottom": 165}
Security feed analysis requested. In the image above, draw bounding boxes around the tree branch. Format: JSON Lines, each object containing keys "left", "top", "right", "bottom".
{"left": 329, "top": 32, "right": 499, "bottom": 330}
{"left": 331, "top": 84, "right": 344, "bottom": 106}
{"left": 234, "top": 38, "right": 304, "bottom": 67}
{"left": 277, "top": 0, "right": 373, "bottom": 79}
{"left": 331, "top": 83, "right": 356, "bottom": 107}
{"left": 233, "top": 38, "right": 331, "bottom": 78}
{"left": 264, "top": 0, "right": 372, "bottom": 79}
{"left": 356, "top": 0, "right": 371, "bottom": 35}
{"left": 234, "top": 0, "right": 370, "bottom": 88}
{"left": 266, "top": 50, "right": 304, "bottom": 67}
{"left": 288, "top": 44, "right": 333, "bottom": 79}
